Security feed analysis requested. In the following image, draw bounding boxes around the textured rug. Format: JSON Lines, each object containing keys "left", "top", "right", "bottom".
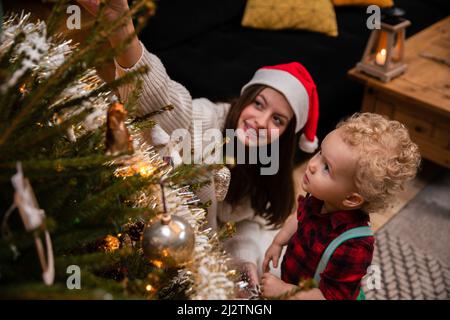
{"left": 365, "top": 170, "right": 450, "bottom": 300}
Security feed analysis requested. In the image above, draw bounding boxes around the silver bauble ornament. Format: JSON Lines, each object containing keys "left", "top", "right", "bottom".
{"left": 142, "top": 214, "right": 195, "bottom": 268}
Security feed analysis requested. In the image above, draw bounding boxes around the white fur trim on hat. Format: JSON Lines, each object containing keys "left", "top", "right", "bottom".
{"left": 299, "top": 133, "right": 318, "bottom": 153}
{"left": 241, "top": 69, "right": 309, "bottom": 133}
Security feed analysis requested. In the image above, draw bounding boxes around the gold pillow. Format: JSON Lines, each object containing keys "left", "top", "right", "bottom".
{"left": 241, "top": 0, "right": 338, "bottom": 37}
{"left": 333, "top": 0, "right": 394, "bottom": 7}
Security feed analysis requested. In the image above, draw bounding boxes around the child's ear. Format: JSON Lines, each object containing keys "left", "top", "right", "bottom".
{"left": 342, "top": 193, "right": 364, "bottom": 209}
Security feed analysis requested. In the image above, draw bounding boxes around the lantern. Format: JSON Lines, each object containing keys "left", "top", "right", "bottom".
{"left": 356, "top": 8, "right": 411, "bottom": 82}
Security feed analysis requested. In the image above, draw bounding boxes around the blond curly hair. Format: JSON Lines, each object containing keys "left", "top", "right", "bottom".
{"left": 336, "top": 113, "right": 421, "bottom": 213}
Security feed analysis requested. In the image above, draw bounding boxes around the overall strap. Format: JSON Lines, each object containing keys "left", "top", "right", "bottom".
{"left": 313, "top": 226, "right": 374, "bottom": 284}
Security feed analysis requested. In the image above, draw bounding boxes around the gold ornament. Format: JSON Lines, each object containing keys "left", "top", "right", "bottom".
{"left": 99, "top": 235, "right": 120, "bottom": 252}
{"left": 213, "top": 166, "right": 231, "bottom": 201}
{"left": 142, "top": 214, "right": 195, "bottom": 268}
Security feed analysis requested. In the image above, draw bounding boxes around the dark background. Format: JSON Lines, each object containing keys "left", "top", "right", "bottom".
{"left": 139, "top": 0, "right": 449, "bottom": 143}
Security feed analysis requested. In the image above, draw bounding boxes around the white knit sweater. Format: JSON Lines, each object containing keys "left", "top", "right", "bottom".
{"left": 115, "top": 43, "right": 284, "bottom": 277}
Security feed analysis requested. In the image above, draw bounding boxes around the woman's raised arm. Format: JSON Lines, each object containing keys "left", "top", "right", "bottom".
{"left": 77, "top": 0, "right": 194, "bottom": 136}
{"left": 77, "top": 0, "right": 142, "bottom": 68}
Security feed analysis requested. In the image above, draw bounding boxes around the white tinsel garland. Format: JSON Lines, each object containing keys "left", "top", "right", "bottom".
{"left": 165, "top": 187, "right": 236, "bottom": 299}
{"left": 0, "top": 13, "right": 111, "bottom": 139}
{"left": 0, "top": 13, "right": 48, "bottom": 91}
{"left": 111, "top": 134, "right": 237, "bottom": 299}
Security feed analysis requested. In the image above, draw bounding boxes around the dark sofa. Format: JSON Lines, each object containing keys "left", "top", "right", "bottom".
{"left": 140, "top": 0, "right": 448, "bottom": 157}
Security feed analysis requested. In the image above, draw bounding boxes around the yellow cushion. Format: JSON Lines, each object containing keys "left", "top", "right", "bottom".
{"left": 241, "top": 0, "right": 338, "bottom": 37}
{"left": 332, "top": 0, "right": 394, "bottom": 7}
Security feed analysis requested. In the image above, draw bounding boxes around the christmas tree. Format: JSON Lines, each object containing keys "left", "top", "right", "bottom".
{"left": 0, "top": 0, "right": 236, "bottom": 300}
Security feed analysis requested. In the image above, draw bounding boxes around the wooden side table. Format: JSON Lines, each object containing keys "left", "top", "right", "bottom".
{"left": 348, "top": 17, "right": 450, "bottom": 169}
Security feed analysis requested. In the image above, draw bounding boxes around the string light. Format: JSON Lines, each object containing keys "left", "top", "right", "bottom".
{"left": 150, "top": 260, "right": 164, "bottom": 269}
{"left": 19, "top": 84, "right": 27, "bottom": 94}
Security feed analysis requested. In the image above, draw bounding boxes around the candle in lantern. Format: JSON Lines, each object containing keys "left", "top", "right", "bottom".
{"left": 375, "top": 49, "right": 387, "bottom": 66}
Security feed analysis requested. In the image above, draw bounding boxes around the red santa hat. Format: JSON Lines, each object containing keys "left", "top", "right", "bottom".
{"left": 241, "top": 62, "right": 319, "bottom": 153}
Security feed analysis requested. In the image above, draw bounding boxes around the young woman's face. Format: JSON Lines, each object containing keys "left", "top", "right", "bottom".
{"left": 237, "top": 87, "right": 294, "bottom": 146}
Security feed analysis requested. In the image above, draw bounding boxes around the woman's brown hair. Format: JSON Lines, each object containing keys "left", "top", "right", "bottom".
{"left": 223, "top": 85, "right": 296, "bottom": 228}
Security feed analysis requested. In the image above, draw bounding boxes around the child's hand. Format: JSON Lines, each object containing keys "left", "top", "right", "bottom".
{"left": 262, "top": 242, "right": 283, "bottom": 273}
{"left": 261, "top": 273, "right": 295, "bottom": 298}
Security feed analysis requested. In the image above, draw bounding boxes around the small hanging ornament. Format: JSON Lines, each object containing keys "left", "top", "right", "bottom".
{"left": 2, "top": 163, "right": 55, "bottom": 285}
{"left": 213, "top": 166, "right": 231, "bottom": 202}
{"left": 105, "top": 102, "right": 133, "bottom": 155}
{"left": 141, "top": 183, "right": 195, "bottom": 268}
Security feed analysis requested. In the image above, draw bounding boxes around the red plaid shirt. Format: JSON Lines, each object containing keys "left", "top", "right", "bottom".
{"left": 281, "top": 195, "right": 374, "bottom": 300}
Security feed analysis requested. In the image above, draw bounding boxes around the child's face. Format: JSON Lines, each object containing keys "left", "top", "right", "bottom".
{"left": 301, "top": 128, "right": 364, "bottom": 212}
{"left": 237, "top": 87, "right": 294, "bottom": 146}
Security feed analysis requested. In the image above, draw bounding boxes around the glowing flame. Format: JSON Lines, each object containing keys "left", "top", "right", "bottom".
{"left": 376, "top": 49, "right": 387, "bottom": 66}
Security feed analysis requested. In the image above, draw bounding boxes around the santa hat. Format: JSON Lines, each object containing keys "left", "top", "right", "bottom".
{"left": 241, "top": 62, "right": 319, "bottom": 153}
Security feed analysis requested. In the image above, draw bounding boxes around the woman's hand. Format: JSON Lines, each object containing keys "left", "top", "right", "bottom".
{"left": 242, "top": 262, "right": 259, "bottom": 287}
{"left": 261, "top": 273, "right": 295, "bottom": 298}
{"left": 235, "top": 262, "right": 259, "bottom": 299}
{"left": 262, "top": 242, "right": 283, "bottom": 273}
{"left": 76, "top": 0, "right": 142, "bottom": 68}
{"left": 76, "top": 0, "right": 130, "bottom": 24}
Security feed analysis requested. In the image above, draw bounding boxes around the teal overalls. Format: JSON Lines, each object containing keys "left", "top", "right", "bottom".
{"left": 313, "top": 226, "right": 374, "bottom": 300}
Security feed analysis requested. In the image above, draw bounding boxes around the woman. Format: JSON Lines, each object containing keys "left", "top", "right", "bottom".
{"left": 77, "top": 0, "right": 319, "bottom": 287}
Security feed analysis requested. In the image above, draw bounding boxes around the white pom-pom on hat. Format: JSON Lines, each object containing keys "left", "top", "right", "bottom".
{"left": 299, "top": 133, "right": 319, "bottom": 154}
